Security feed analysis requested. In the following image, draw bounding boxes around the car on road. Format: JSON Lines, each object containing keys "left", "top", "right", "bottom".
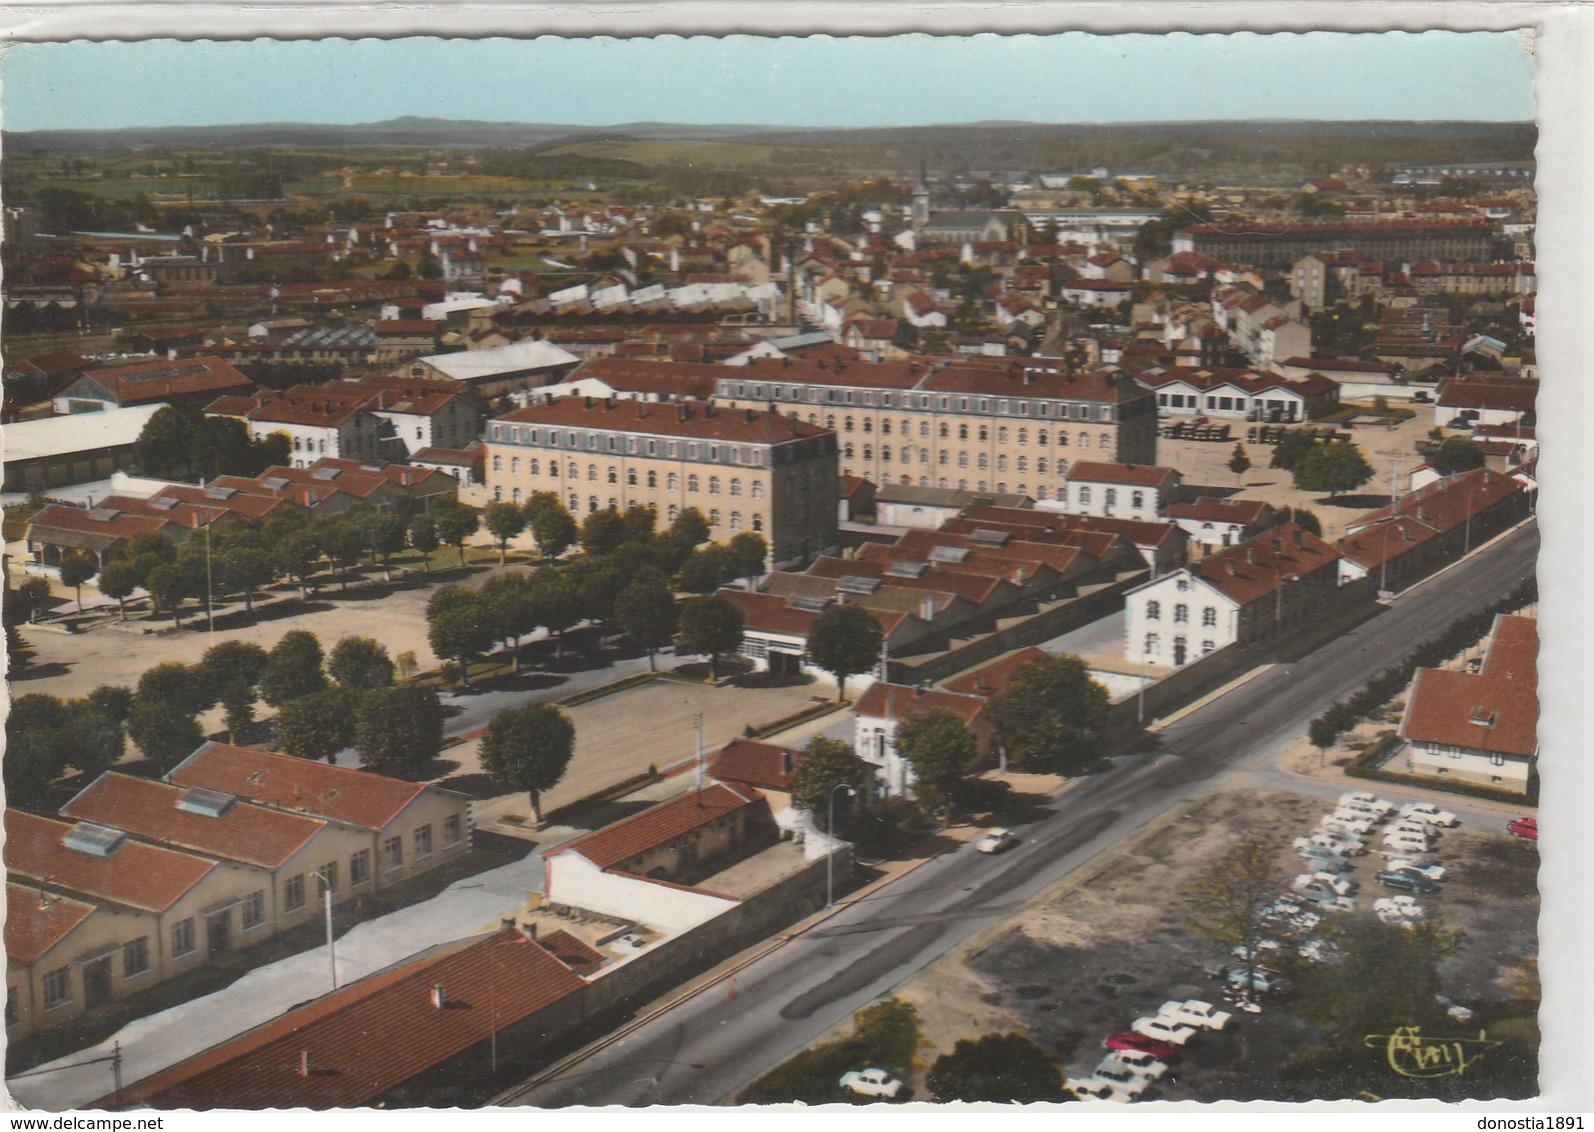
{"left": 1386, "top": 858, "right": 1446, "bottom": 883}
{"left": 974, "top": 828, "right": 1017, "bottom": 854}
{"left": 1376, "top": 870, "right": 1441, "bottom": 895}
{"left": 1104, "top": 1032, "right": 1183, "bottom": 1063}
{"left": 1158, "top": 998, "right": 1233, "bottom": 1031}
{"left": 1098, "top": 1050, "right": 1171, "bottom": 1081}
{"left": 839, "top": 1068, "right": 905, "bottom": 1099}
{"left": 1507, "top": 817, "right": 1538, "bottom": 841}
{"left": 1130, "top": 1015, "right": 1200, "bottom": 1046}
{"left": 1399, "top": 802, "right": 1460, "bottom": 828}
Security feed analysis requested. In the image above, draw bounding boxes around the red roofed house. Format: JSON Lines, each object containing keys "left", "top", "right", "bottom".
{"left": 1164, "top": 496, "right": 1279, "bottom": 550}
{"left": 852, "top": 683, "right": 991, "bottom": 799}
{"left": 1398, "top": 614, "right": 1538, "bottom": 796}
{"left": 166, "top": 743, "right": 471, "bottom": 895}
{"left": 4, "top": 810, "right": 266, "bottom": 1036}
{"left": 6, "top": 883, "right": 105, "bottom": 1039}
{"left": 1434, "top": 374, "right": 1537, "bottom": 429}
{"left": 1061, "top": 461, "right": 1183, "bottom": 522}
{"left": 1123, "top": 523, "right": 1344, "bottom": 668}
{"left": 102, "top": 927, "right": 589, "bottom": 1110}
{"left": 542, "top": 784, "right": 775, "bottom": 933}
{"left": 53, "top": 356, "right": 253, "bottom": 414}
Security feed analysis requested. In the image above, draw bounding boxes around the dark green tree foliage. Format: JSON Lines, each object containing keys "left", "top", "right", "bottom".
{"left": 59, "top": 550, "right": 97, "bottom": 612}
{"left": 727, "top": 532, "right": 769, "bottom": 580}
{"left": 926, "top": 1033, "right": 1069, "bottom": 1103}
{"left": 1186, "top": 836, "right": 1286, "bottom": 995}
{"left": 1294, "top": 441, "right": 1374, "bottom": 497}
{"left": 578, "top": 508, "right": 629, "bottom": 558}
{"left": 1287, "top": 507, "right": 1324, "bottom": 537}
{"left": 987, "top": 654, "right": 1109, "bottom": 774}
{"left": 613, "top": 575, "right": 679, "bottom": 670}
{"left": 426, "top": 585, "right": 494, "bottom": 686}
{"left": 432, "top": 501, "right": 480, "bottom": 566}
{"left": 200, "top": 640, "right": 268, "bottom": 739}
{"left": 677, "top": 595, "right": 744, "bottom": 680}
{"left": 526, "top": 495, "right": 577, "bottom": 560}
{"left": 4, "top": 694, "right": 70, "bottom": 809}
{"left": 1295, "top": 918, "right": 1463, "bottom": 1053}
{"left": 259, "top": 629, "right": 328, "bottom": 706}
{"left": 483, "top": 501, "right": 528, "bottom": 565}
{"left": 617, "top": 504, "right": 657, "bottom": 544}
{"left": 677, "top": 544, "right": 739, "bottom": 595}
{"left": 407, "top": 511, "right": 441, "bottom": 571}
{"left": 275, "top": 687, "right": 358, "bottom": 762}
{"left": 315, "top": 516, "right": 367, "bottom": 589}
{"left": 363, "top": 511, "right": 409, "bottom": 577}
{"left": 806, "top": 603, "right": 885, "bottom": 701}
{"left": 1227, "top": 443, "right": 1252, "bottom": 483}
{"left": 137, "top": 660, "right": 214, "bottom": 716}
{"left": 135, "top": 403, "right": 286, "bottom": 481}
{"left": 127, "top": 698, "right": 205, "bottom": 771}
{"left": 355, "top": 685, "right": 446, "bottom": 775}
{"left": 272, "top": 528, "right": 322, "bottom": 597}
{"left": 668, "top": 506, "right": 711, "bottom": 549}
{"left": 480, "top": 572, "right": 541, "bottom": 668}
{"left": 327, "top": 636, "right": 396, "bottom": 690}
{"left": 790, "top": 736, "right": 870, "bottom": 833}
{"left": 534, "top": 570, "right": 581, "bottom": 656}
{"left": 895, "top": 708, "right": 978, "bottom": 823}
{"left": 1270, "top": 429, "right": 1320, "bottom": 472}
{"left": 1432, "top": 436, "right": 1487, "bottom": 475}
{"left": 219, "top": 545, "right": 275, "bottom": 615}
{"left": 97, "top": 558, "right": 140, "bottom": 620}
{"left": 86, "top": 685, "right": 134, "bottom": 725}
{"left": 144, "top": 562, "right": 191, "bottom": 624}
{"left": 479, "top": 703, "right": 576, "bottom": 825}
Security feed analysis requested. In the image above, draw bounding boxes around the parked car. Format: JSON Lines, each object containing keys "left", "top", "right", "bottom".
{"left": 1339, "top": 791, "right": 1396, "bottom": 815}
{"left": 1296, "top": 832, "right": 1367, "bottom": 856}
{"left": 1104, "top": 1032, "right": 1183, "bottom": 1063}
{"left": 1098, "top": 1051, "right": 1171, "bottom": 1082}
{"left": 1334, "top": 804, "right": 1387, "bottom": 825}
{"left": 1399, "top": 802, "right": 1460, "bottom": 828}
{"left": 1067, "top": 1076, "right": 1145, "bottom": 1103}
{"left": 1507, "top": 817, "right": 1538, "bottom": 841}
{"left": 1227, "top": 967, "right": 1292, "bottom": 995}
{"left": 1390, "top": 817, "right": 1438, "bottom": 838}
{"left": 1376, "top": 870, "right": 1441, "bottom": 895}
{"left": 1382, "top": 833, "right": 1433, "bottom": 855}
{"left": 1318, "top": 815, "right": 1375, "bottom": 837}
{"left": 1293, "top": 871, "right": 1355, "bottom": 897}
{"left": 840, "top": 1068, "right": 905, "bottom": 1099}
{"left": 1386, "top": 858, "right": 1446, "bottom": 883}
{"left": 1158, "top": 998, "right": 1233, "bottom": 1031}
{"left": 1130, "top": 1015, "right": 1200, "bottom": 1046}
{"left": 1298, "top": 938, "right": 1346, "bottom": 965}
{"left": 973, "top": 827, "right": 1017, "bottom": 854}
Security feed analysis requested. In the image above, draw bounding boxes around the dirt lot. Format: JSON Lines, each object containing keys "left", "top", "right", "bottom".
{"left": 825, "top": 784, "right": 1539, "bottom": 1103}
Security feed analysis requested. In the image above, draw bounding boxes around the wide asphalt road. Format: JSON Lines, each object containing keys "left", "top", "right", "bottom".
{"left": 505, "top": 522, "right": 1538, "bottom": 1108}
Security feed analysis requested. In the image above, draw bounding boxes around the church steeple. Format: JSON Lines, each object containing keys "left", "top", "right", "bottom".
{"left": 912, "top": 152, "right": 930, "bottom": 230}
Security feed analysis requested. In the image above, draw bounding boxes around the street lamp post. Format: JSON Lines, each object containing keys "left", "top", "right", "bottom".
{"left": 826, "top": 783, "right": 856, "bottom": 908}
{"left": 313, "top": 869, "right": 337, "bottom": 991}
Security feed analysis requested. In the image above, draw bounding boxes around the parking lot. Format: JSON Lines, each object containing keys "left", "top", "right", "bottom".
{"left": 843, "top": 783, "right": 1539, "bottom": 1102}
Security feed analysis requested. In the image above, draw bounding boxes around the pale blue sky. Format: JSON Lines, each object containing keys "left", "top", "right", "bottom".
{"left": 0, "top": 31, "right": 1534, "bottom": 133}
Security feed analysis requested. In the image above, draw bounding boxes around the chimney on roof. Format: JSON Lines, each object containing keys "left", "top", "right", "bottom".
{"left": 299, "top": 1050, "right": 312, "bottom": 1077}
{"left": 1273, "top": 537, "right": 1285, "bottom": 555}
{"left": 745, "top": 408, "right": 756, "bottom": 423}
{"left": 679, "top": 403, "right": 691, "bottom": 422}
{"left": 1246, "top": 547, "right": 1258, "bottom": 566}
{"left": 606, "top": 396, "right": 616, "bottom": 411}
{"left": 1294, "top": 527, "right": 1306, "bottom": 550}
{"left": 782, "top": 750, "right": 794, "bottom": 775}
{"left": 705, "top": 403, "right": 716, "bottom": 418}
{"left": 1403, "top": 527, "right": 1415, "bottom": 543}
{"left": 1227, "top": 559, "right": 1240, "bottom": 576}
{"left": 431, "top": 983, "right": 446, "bottom": 1009}
{"left": 585, "top": 396, "right": 595, "bottom": 409}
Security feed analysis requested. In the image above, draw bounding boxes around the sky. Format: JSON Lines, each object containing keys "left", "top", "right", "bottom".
{"left": 0, "top": 31, "right": 1535, "bottom": 133}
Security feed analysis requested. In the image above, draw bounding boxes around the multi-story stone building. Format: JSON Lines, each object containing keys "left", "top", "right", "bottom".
{"left": 484, "top": 397, "right": 839, "bottom": 564}
{"left": 709, "top": 356, "right": 1158, "bottom": 504}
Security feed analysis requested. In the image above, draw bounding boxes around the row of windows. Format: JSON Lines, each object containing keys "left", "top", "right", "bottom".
{"left": 489, "top": 457, "right": 768, "bottom": 498}
{"left": 841, "top": 446, "right": 1111, "bottom": 469}
{"left": 543, "top": 494, "right": 767, "bottom": 532}
{"left": 490, "top": 425, "right": 769, "bottom": 467}
{"left": 1075, "top": 486, "right": 1149, "bottom": 507}
{"left": 1143, "top": 634, "right": 1219, "bottom": 656}
{"left": 824, "top": 417, "right": 1112, "bottom": 447}
{"left": 1145, "top": 601, "right": 1220, "bottom": 627}
{"left": 880, "top": 477, "right": 1056, "bottom": 497}
{"left": 721, "top": 382, "right": 1114, "bottom": 421}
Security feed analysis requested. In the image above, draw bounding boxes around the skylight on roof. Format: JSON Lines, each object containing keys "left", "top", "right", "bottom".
{"left": 63, "top": 822, "right": 128, "bottom": 858}
{"left": 176, "top": 787, "right": 236, "bottom": 818}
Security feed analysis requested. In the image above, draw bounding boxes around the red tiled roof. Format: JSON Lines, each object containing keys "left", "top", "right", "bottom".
{"left": 735, "top": 357, "right": 928, "bottom": 391}
{"left": 61, "top": 773, "right": 327, "bottom": 871}
{"left": 708, "top": 739, "right": 799, "bottom": 793}
{"left": 109, "top": 929, "right": 586, "bottom": 1110}
{"left": 1165, "top": 497, "right": 1275, "bottom": 525}
{"left": 496, "top": 397, "right": 831, "bottom": 446}
{"left": 1435, "top": 375, "right": 1537, "bottom": 414}
{"left": 375, "top": 319, "right": 442, "bottom": 335}
{"left": 1402, "top": 659, "right": 1538, "bottom": 761}
{"left": 1178, "top": 218, "right": 1494, "bottom": 237}
{"left": 73, "top": 356, "right": 253, "bottom": 406}
{"left": 924, "top": 362, "right": 1127, "bottom": 403}
{"left": 550, "top": 783, "right": 761, "bottom": 870}
{"left": 168, "top": 743, "right": 430, "bottom": 833}
{"left": 853, "top": 683, "right": 986, "bottom": 725}
{"left": 942, "top": 647, "right": 1052, "bottom": 697}
{"left": 213, "top": 386, "right": 374, "bottom": 428}
{"left": 5, "top": 883, "right": 95, "bottom": 967}
{"left": 1065, "top": 461, "right": 1180, "bottom": 489}
{"left": 1341, "top": 469, "right": 1524, "bottom": 559}
{"left": 1193, "top": 523, "right": 1341, "bottom": 604}
{"left": 4, "top": 810, "right": 218, "bottom": 914}
{"left": 538, "top": 929, "right": 606, "bottom": 975}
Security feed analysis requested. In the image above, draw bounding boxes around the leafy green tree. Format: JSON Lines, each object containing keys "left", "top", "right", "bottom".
{"left": 328, "top": 635, "right": 396, "bottom": 690}
{"left": 273, "top": 528, "right": 322, "bottom": 598}
{"left": 1186, "top": 836, "right": 1285, "bottom": 999}
{"left": 13, "top": 576, "right": 53, "bottom": 623}
{"left": 479, "top": 703, "right": 576, "bottom": 826}
{"left": 533, "top": 569, "right": 581, "bottom": 657}
{"left": 4, "top": 694, "right": 70, "bottom": 809}
{"left": 433, "top": 502, "right": 480, "bottom": 566}
{"left": 727, "top": 531, "right": 769, "bottom": 581}
{"left": 144, "top": 562, "right": 191, "bottom": 625}
{"left": 426, "top": 585, "right": 494, "bottom": 687}
{"left": 137, "top": 660, "right": 214, "bottom": 716}
{"left": 483, "top": 501, "right": 528, "bottom": 565}
{"left": 614, "top": 575, "right": 679, "bottom": 670}
{"left": 527, "top": 496, "right": 577, "bottom": 560}
{"left": 987, "top": 654, "right": 1109, "bottom": 774}
{"left": 1227, "top": 443, "right": 1252, "bottom": 486}
{"left": 315, "top": 516, "right": 367, "bottom": 590}
{"left": 807, "top": 603, "right": 884, "bottom": 701}
{"left": 259, "top": 629, "right": 327, "bottom": 706}
{"left": 677, "top": 595, "right": 744, "bottom": 680}
{"left": 1270, "top": 429, "right": 1319, "bottom": 472}
{"left": 198, "top": 640, "right": 268, "bottom": 740}
{"left": 896, "top": 708, "right": 978, "bottom": 823}
{"left": 363, "top": 510, "right": 409, "bottom": 579}
{"left": 219, "top": 545, "right": 275, "bottom": 616}
{"left": 59, "top": 698, "right": 126, "bottom": 780}
{"left": 677, "top": 544, "right": 738, "bottom": 595}
{"left": 86, "top": 685, "right": 134, "bottom": 726}
{"left": 618, "top": 504, "right": 657, "bottom": 544}
{"left": 790, "top": 736, "right": 870, "bottom": 833}
{"left": 275, "top": 687, "right": 357, "bottom": 762}
{"left": 669, "top": 506, "right": 711, "bottom": 549}
{"left": 1294, "top": 441, "right": 1374, "bottom": 498}
{"left": 579, "top": 508, "right": 629, "bottom": 558}
{"left": 354, "top": 684, "right": 445, "bottom": 775}
{"left": 1432, "top": 435, "right": 1487, "bottom": 475}
{"left": 1287, "top": 507, "right": 1324, "bottom": 537}
{"left": 1307, "top": 715, "right": 1340, "bottom": 764}
{"left": 926, "top": 1033, "right": 1069, "bottom": 1103}
{"left": 407, "top": 511, "right": 441, "bottom": 572}
{"left": 480, "top": 572, "right": 542, "bottom": 669}
{"left": 127, "top": 697, "right": 205, "bottom": 771}
{"left": 1294, "top": 918, "right": 1464, "bottom": 1055}
{"left": 59, "top": 550, "right": 98, "bottom": 612}
{"left": 97, "top": 558, "right": 140, "bottom": 621}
